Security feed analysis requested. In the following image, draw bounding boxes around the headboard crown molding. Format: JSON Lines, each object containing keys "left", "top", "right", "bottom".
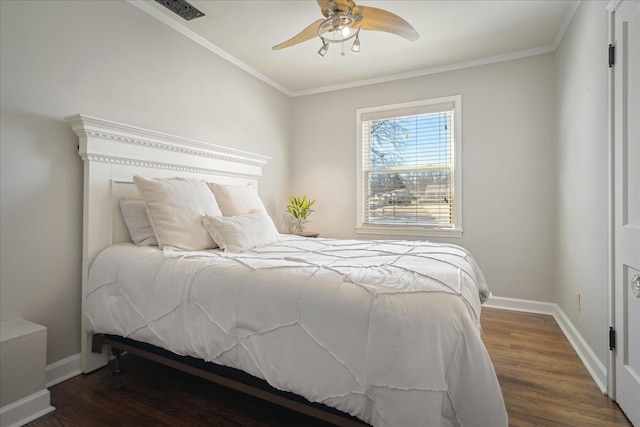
{"left": 65, "top": 114, "right": 271, "bottom": 167}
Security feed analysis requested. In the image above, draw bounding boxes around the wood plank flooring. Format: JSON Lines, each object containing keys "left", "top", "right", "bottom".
{"left": 481, "top": 308, "right": 630, "bottom": 427}
{"left": 28, "top": 308, "right": 632, "bottom": 426}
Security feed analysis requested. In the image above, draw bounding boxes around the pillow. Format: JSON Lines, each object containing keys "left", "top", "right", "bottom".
{"left": 118, "top": 198, "right": 157, "bottom": 246}
{"left": 207, "top": 182, "right": 266, "bottom": 217}
{"left": 203, "top": 211, "right": 279, "bottom": 253}
{"left": 134, "top": 176, "right": 223, "bottom": 250}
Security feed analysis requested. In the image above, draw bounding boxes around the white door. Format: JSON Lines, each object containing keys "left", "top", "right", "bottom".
{"left": 613, "top": 1, "right": 640, "bottom": 425}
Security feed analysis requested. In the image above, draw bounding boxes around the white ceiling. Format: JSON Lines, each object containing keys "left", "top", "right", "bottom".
{"left": 134, "top": 0, "right": 578, "bottom": 96}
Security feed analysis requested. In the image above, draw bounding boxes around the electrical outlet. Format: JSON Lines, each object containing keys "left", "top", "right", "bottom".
{"left": 576, "top": 292, "right": 581, "bottom": 311}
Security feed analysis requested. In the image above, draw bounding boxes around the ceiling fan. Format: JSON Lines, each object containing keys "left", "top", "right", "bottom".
{"left": 272, "top": 0, "right": 419, "bottom": 57}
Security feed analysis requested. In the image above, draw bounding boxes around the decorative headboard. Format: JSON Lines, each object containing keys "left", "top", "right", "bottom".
{"left": 66, "top": 114, "right": 271, "bottom": 372}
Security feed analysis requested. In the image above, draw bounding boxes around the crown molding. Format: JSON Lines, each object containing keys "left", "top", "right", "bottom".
{"left": 65, "top": 114, "right": 271, "bottom": 167}
{"left": 290, "top": 45, "right": 556, "bottom": 97}
{"left": 78, "top": 154, "right": 261, "bottom": 181}
{"left": 552, "top": 1, "right": 582, "bottom": 51}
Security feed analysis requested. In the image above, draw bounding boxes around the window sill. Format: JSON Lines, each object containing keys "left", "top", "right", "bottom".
{"left": 355, "top": 225, "right": 463, "bottom": 238}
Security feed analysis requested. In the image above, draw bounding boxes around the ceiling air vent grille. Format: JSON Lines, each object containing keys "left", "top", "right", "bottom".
{"left": 154, "top": 0, "right": 205, "bottom": 21}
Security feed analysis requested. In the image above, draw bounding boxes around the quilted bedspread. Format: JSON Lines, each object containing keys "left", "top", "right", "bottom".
{"left": 86, "top": 236, "right": 507, "bottom": 426}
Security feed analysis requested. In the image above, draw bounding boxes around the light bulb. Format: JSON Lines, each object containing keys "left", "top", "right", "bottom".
{"left": 351, "top": 33, "right": 360, "bottom": 53}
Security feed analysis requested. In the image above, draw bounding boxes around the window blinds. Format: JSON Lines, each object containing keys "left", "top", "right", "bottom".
{"left": 361, "top": 103, "right": 455, "bottom": 227}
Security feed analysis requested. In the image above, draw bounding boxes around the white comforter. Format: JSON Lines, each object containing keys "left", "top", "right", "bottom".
{"left": 86, "top": 236, "right": 507, "bottom": 427}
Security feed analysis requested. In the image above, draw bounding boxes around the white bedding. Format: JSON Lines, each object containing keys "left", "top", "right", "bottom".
{"left": 86, "top": 235, "right": 507, "bottom": 427}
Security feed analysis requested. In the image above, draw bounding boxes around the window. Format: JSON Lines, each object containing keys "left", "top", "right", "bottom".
{"left": 356, "top": 96, "right": 462, "bottom": 237}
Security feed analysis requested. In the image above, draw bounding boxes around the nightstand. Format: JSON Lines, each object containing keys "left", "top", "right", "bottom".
{"left": 1, "top": 318, "right": 54, "bottom": 422}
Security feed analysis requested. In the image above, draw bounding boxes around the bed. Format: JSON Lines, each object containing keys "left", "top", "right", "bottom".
{"left": 67, "top": 114, "right": 507, "bottom": 427}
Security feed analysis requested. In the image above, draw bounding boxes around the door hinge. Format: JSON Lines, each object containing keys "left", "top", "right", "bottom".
{"left": 609, "top": 327, "right": 616, "bottom": 350}
{"left": 609, "top": 44, "right": 615, "bottom": 68}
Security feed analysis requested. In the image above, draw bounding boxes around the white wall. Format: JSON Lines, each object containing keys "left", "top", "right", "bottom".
{"left": 554, "top": 0, "right": 609, "bottom": 366}
{"left": 290, "top": 55, "right": 557, "bottom": 302}
{"left": 0, "top": 0, "right": 291, "bottom": 364}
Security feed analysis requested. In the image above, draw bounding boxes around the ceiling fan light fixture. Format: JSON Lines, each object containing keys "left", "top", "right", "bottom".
{"left": 318, "top": 13, "right": 359, "bottom": 44}
{"left": 351, "top": 32, "right": 361, "bottom": 53}
{"left": 317, "top": 42, "right": 329, "bottom": 57}
{"left": 271, "top": 0, "right": 418, "bottom": 56}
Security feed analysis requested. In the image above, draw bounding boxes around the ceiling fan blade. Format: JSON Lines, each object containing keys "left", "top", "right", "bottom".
{"left": 317, "top": 0, "right": 331, "bottom": 17}
{"left": 354, "top": 5, "right": 419, "bottom": 41}
{"left": 317, "top": 0, "right": 357, "bottom": 17}
{"left": 272, "top": 19, "right": 325, "bottom": 50}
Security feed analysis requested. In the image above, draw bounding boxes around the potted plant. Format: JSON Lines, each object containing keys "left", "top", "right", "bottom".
{"left": 283, "top": 195, "right": 315, "bottom": 233}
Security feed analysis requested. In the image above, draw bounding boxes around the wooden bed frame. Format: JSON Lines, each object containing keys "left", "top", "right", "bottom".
{"left": 66, "top": 114, "right": 367, "bottom": 426}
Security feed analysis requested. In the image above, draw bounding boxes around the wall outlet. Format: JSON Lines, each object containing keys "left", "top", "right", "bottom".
{"left": 576, "top": 292, "right": 581, "bottom": 311}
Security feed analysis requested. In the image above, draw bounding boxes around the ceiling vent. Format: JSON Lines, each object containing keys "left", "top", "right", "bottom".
{"left": 154, "top": 0, "right": 204, "bottom": 21}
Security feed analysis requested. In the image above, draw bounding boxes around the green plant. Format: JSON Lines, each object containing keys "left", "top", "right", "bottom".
{"left": 286, "top": 195, "right": 315, "bottom": 220}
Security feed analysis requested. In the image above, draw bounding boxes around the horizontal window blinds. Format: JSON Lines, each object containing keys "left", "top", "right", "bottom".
{"left": 362, "top": 104, "right": 455, "bottom": 227}
{"left": 360, "top": 101, "right": 455, "bottom": 122}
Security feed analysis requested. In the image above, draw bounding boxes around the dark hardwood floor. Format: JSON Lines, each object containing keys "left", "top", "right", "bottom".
{"left": 28, "top": 308, "right": 631, "bottom": 426}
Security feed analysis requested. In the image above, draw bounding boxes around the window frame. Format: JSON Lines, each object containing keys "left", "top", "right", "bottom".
{"left": 355, "top": 95, "right": 463, "bottom": 238}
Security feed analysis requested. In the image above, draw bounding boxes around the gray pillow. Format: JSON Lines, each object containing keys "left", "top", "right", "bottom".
{"left": 118, "top": 198, "right": 157, "bottom": 246}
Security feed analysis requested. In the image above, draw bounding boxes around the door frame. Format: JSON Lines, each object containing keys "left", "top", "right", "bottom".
{"left": 606, "top": 0, "right": 619, "bottom": 400}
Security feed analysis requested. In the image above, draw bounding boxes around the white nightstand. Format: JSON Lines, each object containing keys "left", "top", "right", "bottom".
{"left": 0, "top": 318, "right": 55, "bottom": 426}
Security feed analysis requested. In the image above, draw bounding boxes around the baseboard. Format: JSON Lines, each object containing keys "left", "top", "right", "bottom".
{"left": 0, "top": 354, "right": 80, "bottom": 427}
{"left": 0, "top": 353, "right": 84, "bottom": 426}
{"left": 46, "top": 353, "right": 81, "bottom": 388}
{"left": 0, "top": 389, "right": 55, "bottom": 427}
{"left": 551, "top": 305, "right": 607, "bottom": 393}
{"left": 483, "top": 295, "right": 556, "bottom": 315}
{"left": 484, "top": 295, "right": 608, "bottom": 394}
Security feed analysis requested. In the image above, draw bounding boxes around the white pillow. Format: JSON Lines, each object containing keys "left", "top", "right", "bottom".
{"left": 203, "top": 211, "right": 279, "bottom": 253}
{"left": 134, "top": 176, "right": 222, "bottom": 250}
{"left": 207, "top": 182, "right": 266, "bottom": 217}
{"left": 118, "top": 198, "right": 157, "bottom": 246}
